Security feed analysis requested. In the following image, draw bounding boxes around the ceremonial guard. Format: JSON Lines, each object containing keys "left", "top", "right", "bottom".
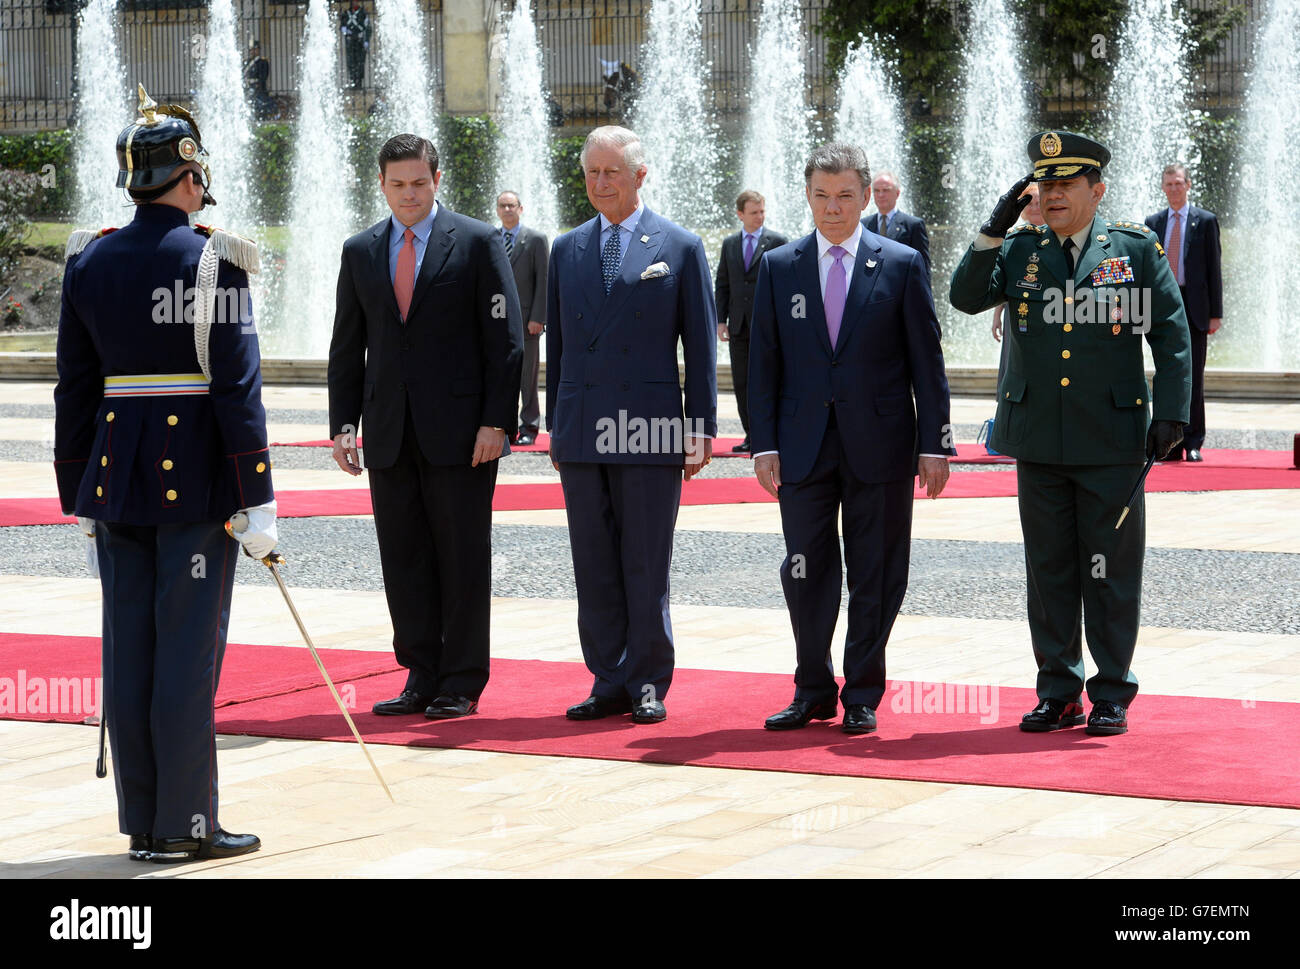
{"left": 54, "top": 87, "right": 277, "bottom": 861}
{"left": 949, "top": 132, "right": 1191, "bottom": 736}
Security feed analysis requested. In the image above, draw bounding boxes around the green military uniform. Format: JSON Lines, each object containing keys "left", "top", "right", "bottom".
{"left": 949, "top": 132, "right": 1191, "bottom": 712}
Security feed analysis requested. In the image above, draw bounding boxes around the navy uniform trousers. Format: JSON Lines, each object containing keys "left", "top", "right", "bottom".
{"left": 778, "top": 424, "right": 913, "bottom": 709}
{"left": 97, "top": 519, "right": 237, "bottom": 839}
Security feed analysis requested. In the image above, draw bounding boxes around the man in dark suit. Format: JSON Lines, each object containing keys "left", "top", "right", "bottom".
{"left": 750, "top": 143, "right": 954, "bottom": 736}
{"left": 496, "top": 190, "right": 549, "bottom": 445}
{"left": 863, "top": 170, "right": 931, "bottom": 278}
{"left": 1145, "top": 163, "right": 1222, "bottom": 461}
{"left": 329, "top": 133, "right": 523, "bottom": 721}
{"left": 714, "top": 189, "right": 787, "bottom": 452}
{"left": 547, "top": 125, "right": 717, "bottom": 724}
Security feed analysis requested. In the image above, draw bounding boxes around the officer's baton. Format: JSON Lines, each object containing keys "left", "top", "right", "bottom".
{"left": 1114, "top": 453, "right": 1157, "bottom": 530}
{"left": 226, "top": 515, "right": 394, "bottom": 802}
{"left": 95, "top": 702, "right": 107, "bottom": 778}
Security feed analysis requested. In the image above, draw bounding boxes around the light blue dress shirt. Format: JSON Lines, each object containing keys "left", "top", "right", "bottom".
{"left": 598, "top": 203, "right": 644, "bottom": 268}
{"left": 388, "top": 202, "right": 438, "bottom": 285}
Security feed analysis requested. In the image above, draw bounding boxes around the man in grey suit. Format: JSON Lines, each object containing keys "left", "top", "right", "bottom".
{"left": 497, "top": 190, "right": 549, "bottom": 445}
{"left": 714, "top": 189, "right": 787, "bottom": 452}
{"left": 863, "top": 171, "right": 931, "bottom": 278}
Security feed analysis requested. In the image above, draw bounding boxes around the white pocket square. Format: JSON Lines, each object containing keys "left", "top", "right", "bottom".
{"left": 640, "top": 262, "right": 671, "bottom": 279}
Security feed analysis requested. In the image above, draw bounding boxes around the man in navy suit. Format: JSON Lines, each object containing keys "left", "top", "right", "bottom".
{"left": 546, "top": 125, "right": 717, "bottom": 724}
{"left": 750, "top": 143, "right": 954, "bottom": 735}
{"left": 863, "top": 170, "right": 931, "bottom": 278}
{"left": 1144, "top": 163, "right": 1222, "bottom": 461}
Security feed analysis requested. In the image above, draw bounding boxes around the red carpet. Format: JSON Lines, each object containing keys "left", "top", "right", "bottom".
{"left": 4, "top": 452, "right": 1295, "bottom": 525}
{"left": 4, "top": 634, "right": 1295, "bottom": 807}
{"left": 0, "top": 632, "right": 395, "bottom": 716}
{"left": 954, "top": 446, "right": 1299, "bottom": 469}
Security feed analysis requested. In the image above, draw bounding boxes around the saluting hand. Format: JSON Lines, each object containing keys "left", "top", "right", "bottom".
{"left": 981, "top": 174, "right": 1036, "bottom": 237}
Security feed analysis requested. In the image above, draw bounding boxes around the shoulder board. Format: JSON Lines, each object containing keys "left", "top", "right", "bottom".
{"left": 1106, "top": 220, "right": 1153, "bottom": 237}
{"left": 195, "top": 224, "right": 260, "bottom": 274}
{"left": 64, "top": 226, "right": 117, "bottom": 261}
{"left": 1006, "top": 223, "right": 1043, "bottom": 237}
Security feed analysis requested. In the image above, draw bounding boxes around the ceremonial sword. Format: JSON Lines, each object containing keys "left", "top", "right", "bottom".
{"left": 227, "top": 514, "right": 394, "bottom": 802}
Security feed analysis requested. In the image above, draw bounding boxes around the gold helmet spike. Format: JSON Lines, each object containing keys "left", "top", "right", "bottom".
{"left": 137, "top": 84, "right": 161, "bottom": 125}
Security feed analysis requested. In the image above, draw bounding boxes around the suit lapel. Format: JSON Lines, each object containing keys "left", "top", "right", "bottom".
{"left": 369, "top": 219, "right": 402, "bottom": 323}
{"left": 793, "top": 232, "right": 832, "bottom": 359}
{"left": 1074, "top": 215, "right": 1111, "bottom": 285}
{"left": 835, "top": 232, "right": 883, "bottom": 352}
{"left": 597, "top": 208, "right": 668, "bottom": 333}
{"left": 405, "top": 210, "right": 455, "bottom": 321}
{"left": 573, "top": 216, "right": 604, "bottom": 329}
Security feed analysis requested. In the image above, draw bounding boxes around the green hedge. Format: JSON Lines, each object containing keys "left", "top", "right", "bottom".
{"left": 0, "top": 130, "right": 73, "bottom": 218}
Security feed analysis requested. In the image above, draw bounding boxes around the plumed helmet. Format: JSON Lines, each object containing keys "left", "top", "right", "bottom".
{"left": 115, "top": 84, "right": 214, "bottom": 202}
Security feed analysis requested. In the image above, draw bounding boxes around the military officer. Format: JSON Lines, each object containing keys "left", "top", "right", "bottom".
{"left": 55, "top": 86, "right": 277, "bottom": 861}
{"left": 949, "top": 131, "right": 1191, "bottom": 736}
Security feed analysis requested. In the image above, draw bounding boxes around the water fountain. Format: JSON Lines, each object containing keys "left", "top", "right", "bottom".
{"left": 195, "top": 0, "right": 256, "bottom": 237}
{"left": 492, "top": 1, "right": 560, "bottom": 242}
{"left": 1226, "top": 0, "right": 1300, "bottom": 370}
{"left": 1103, "top": 0, "right": 1196, "bottom": 221}
{"left": 370, "top": 0, "right": 442, "bottom": 222}
{"left": 275, "top": 0, "right": 357, "bottom": 357}
{"left": 741, "top": 0, "right": 812, "bottom": 239}
{"left": 631, "top": 0, "right": 721, "bottom": 230}
{"left": 833, "top": 36, "right": 907, "bottom": 205}
{"left": 72, "top": 0, "right": 129, "bottom": 230}
{"left": 939, "top": 0, "right": 1029, "bottom": 365}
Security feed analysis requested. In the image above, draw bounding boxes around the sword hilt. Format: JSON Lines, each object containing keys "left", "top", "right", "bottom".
{"left": 224, "top": 513, "right": 284, "bottom": 566}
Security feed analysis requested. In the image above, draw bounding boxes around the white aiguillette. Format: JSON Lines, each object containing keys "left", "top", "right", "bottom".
{"left": 640, "top": 261, "right": 670, "bottom": 280}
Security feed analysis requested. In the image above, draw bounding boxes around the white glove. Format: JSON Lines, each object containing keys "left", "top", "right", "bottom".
{"left": 230, "top": 500, "right": 278, "bottom": 559}
{"left": 76, "top": 516, "right": 98, "bottom": 577}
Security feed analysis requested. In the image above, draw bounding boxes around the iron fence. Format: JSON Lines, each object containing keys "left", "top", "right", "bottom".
{"left": 0, "top": 0, "right": 443, "bottom": 132}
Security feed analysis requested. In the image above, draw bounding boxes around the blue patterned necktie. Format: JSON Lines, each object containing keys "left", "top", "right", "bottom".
{"left": 601, "top": 225, "right": 621, "bottom": 295}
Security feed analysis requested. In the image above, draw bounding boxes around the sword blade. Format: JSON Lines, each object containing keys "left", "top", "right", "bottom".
{"left": 268, "top": 562, "right": 394, "bottom": 802}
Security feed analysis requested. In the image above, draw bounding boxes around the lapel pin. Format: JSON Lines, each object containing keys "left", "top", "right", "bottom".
{"left": 640, "top": 234, "right": 649, "bottom": 243}
{"left": 865, "top": 259, "right": 877, "bottom": 269}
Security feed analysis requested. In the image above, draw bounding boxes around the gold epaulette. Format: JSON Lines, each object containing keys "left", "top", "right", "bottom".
{"left": 64, "top": 227, "right": 117, "bottom": 260}
{"left": 1007, "top": 223, "right": 1044, "bottom": 236}
{"left": 1106, "top": 220, "right": 1153, "bottom": 235}
{"left": 194, "top": 224, "right": 260, "bottom": 274}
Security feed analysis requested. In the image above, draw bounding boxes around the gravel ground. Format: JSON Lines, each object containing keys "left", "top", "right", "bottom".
{"left": 6, "top": 519, "right": 1297, "bottom": 635}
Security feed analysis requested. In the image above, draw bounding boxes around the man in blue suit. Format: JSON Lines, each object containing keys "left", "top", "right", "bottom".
{"left": 546, "top": 125, "right": 717, "bottom": 724}
{"left": 750, "top": 143, "right": 954, "bottom": 735}
{"left": 863, "top": 170, "right": 931, "bottom": 278}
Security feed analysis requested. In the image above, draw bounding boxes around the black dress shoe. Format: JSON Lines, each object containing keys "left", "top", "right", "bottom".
{"left": 566, "top": 694, "right": 632, "bottom": 720}
{"left": 1086, "top": 700, "right": 1129, "bottom": 736}
{"left": 764, "top": 698, "right": 837, "bottom": 730}
{"left": 841, "top": 704, "right": 877, "bottom": 734}
{"left": 424, "top": 694, "right": 478, "bottom": 720}
{"left": 631, "top": 699, "right": 666, "bottom": 723}
{"left": 731, "top": 438, "right": 751, "bottom": 453}
{"left": 150, "top": 829, "right": 260, "bottom": 863}
{"left": 1019, "top": 697, "right": 1085, "bottom": 732}
{"left": 516, "top": 431, "right": 537, "bottom": 446}
{"left": 128, "top": 834, "right": 152, "bottom": 861}
{"left": 1185, "top": 448, "right": 1203, "bottom": 462}
{"left": 372, "top": 689, "right": 435, "bottom": 716}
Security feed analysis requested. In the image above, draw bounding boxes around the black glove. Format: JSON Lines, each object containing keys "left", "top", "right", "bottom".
{"left": 980, "top": 174, "right": 1036, "bottom": 237}
{"left": 1145, "top": 420, "right": 1185, "bottom": 459}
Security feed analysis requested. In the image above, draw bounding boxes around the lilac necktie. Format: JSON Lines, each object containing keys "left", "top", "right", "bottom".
{"left": 743, "top": 233, "right": 755, "bottom": 272}
{"left": 825, "top": 244, "right": 847, "bottom": 347}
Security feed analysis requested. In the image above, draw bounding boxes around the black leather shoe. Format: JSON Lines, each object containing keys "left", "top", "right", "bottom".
{"left": 841, "top": 704, "right": 877, "bottom": 734}
{"left": 1019, "top": 698, "right": 1085, "bottom": 732}
{"left": 1086, "top": 700, "right": 1129, "bottom": 735}
{"left": 516, "top": 431, "right": 537, "bottom": 446}
{"left": 764, "top": 698, "right": 837, "bottom": 730}
{"left": 150, "top": 829, "right": 260, "bottom": 863}
{"left": 566, "top": 694, "right": 632, "bottom": 720}
{"left": 372, "top": 689, "right": 434, "bottom": 716}
{"left": 1185, "top": 448, "right": 1203, "bottom": 462}
{"left": 631, "top": 699, "right": 666, "bottom": 723}
{"left": 424, "top": 694, "right": 478, "bottom": 720}
{"left": 128, "top": 834, "right": 152, "bottom": 861}
{"left": 732, "top": 438, "right": 751, "bottom": 453}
